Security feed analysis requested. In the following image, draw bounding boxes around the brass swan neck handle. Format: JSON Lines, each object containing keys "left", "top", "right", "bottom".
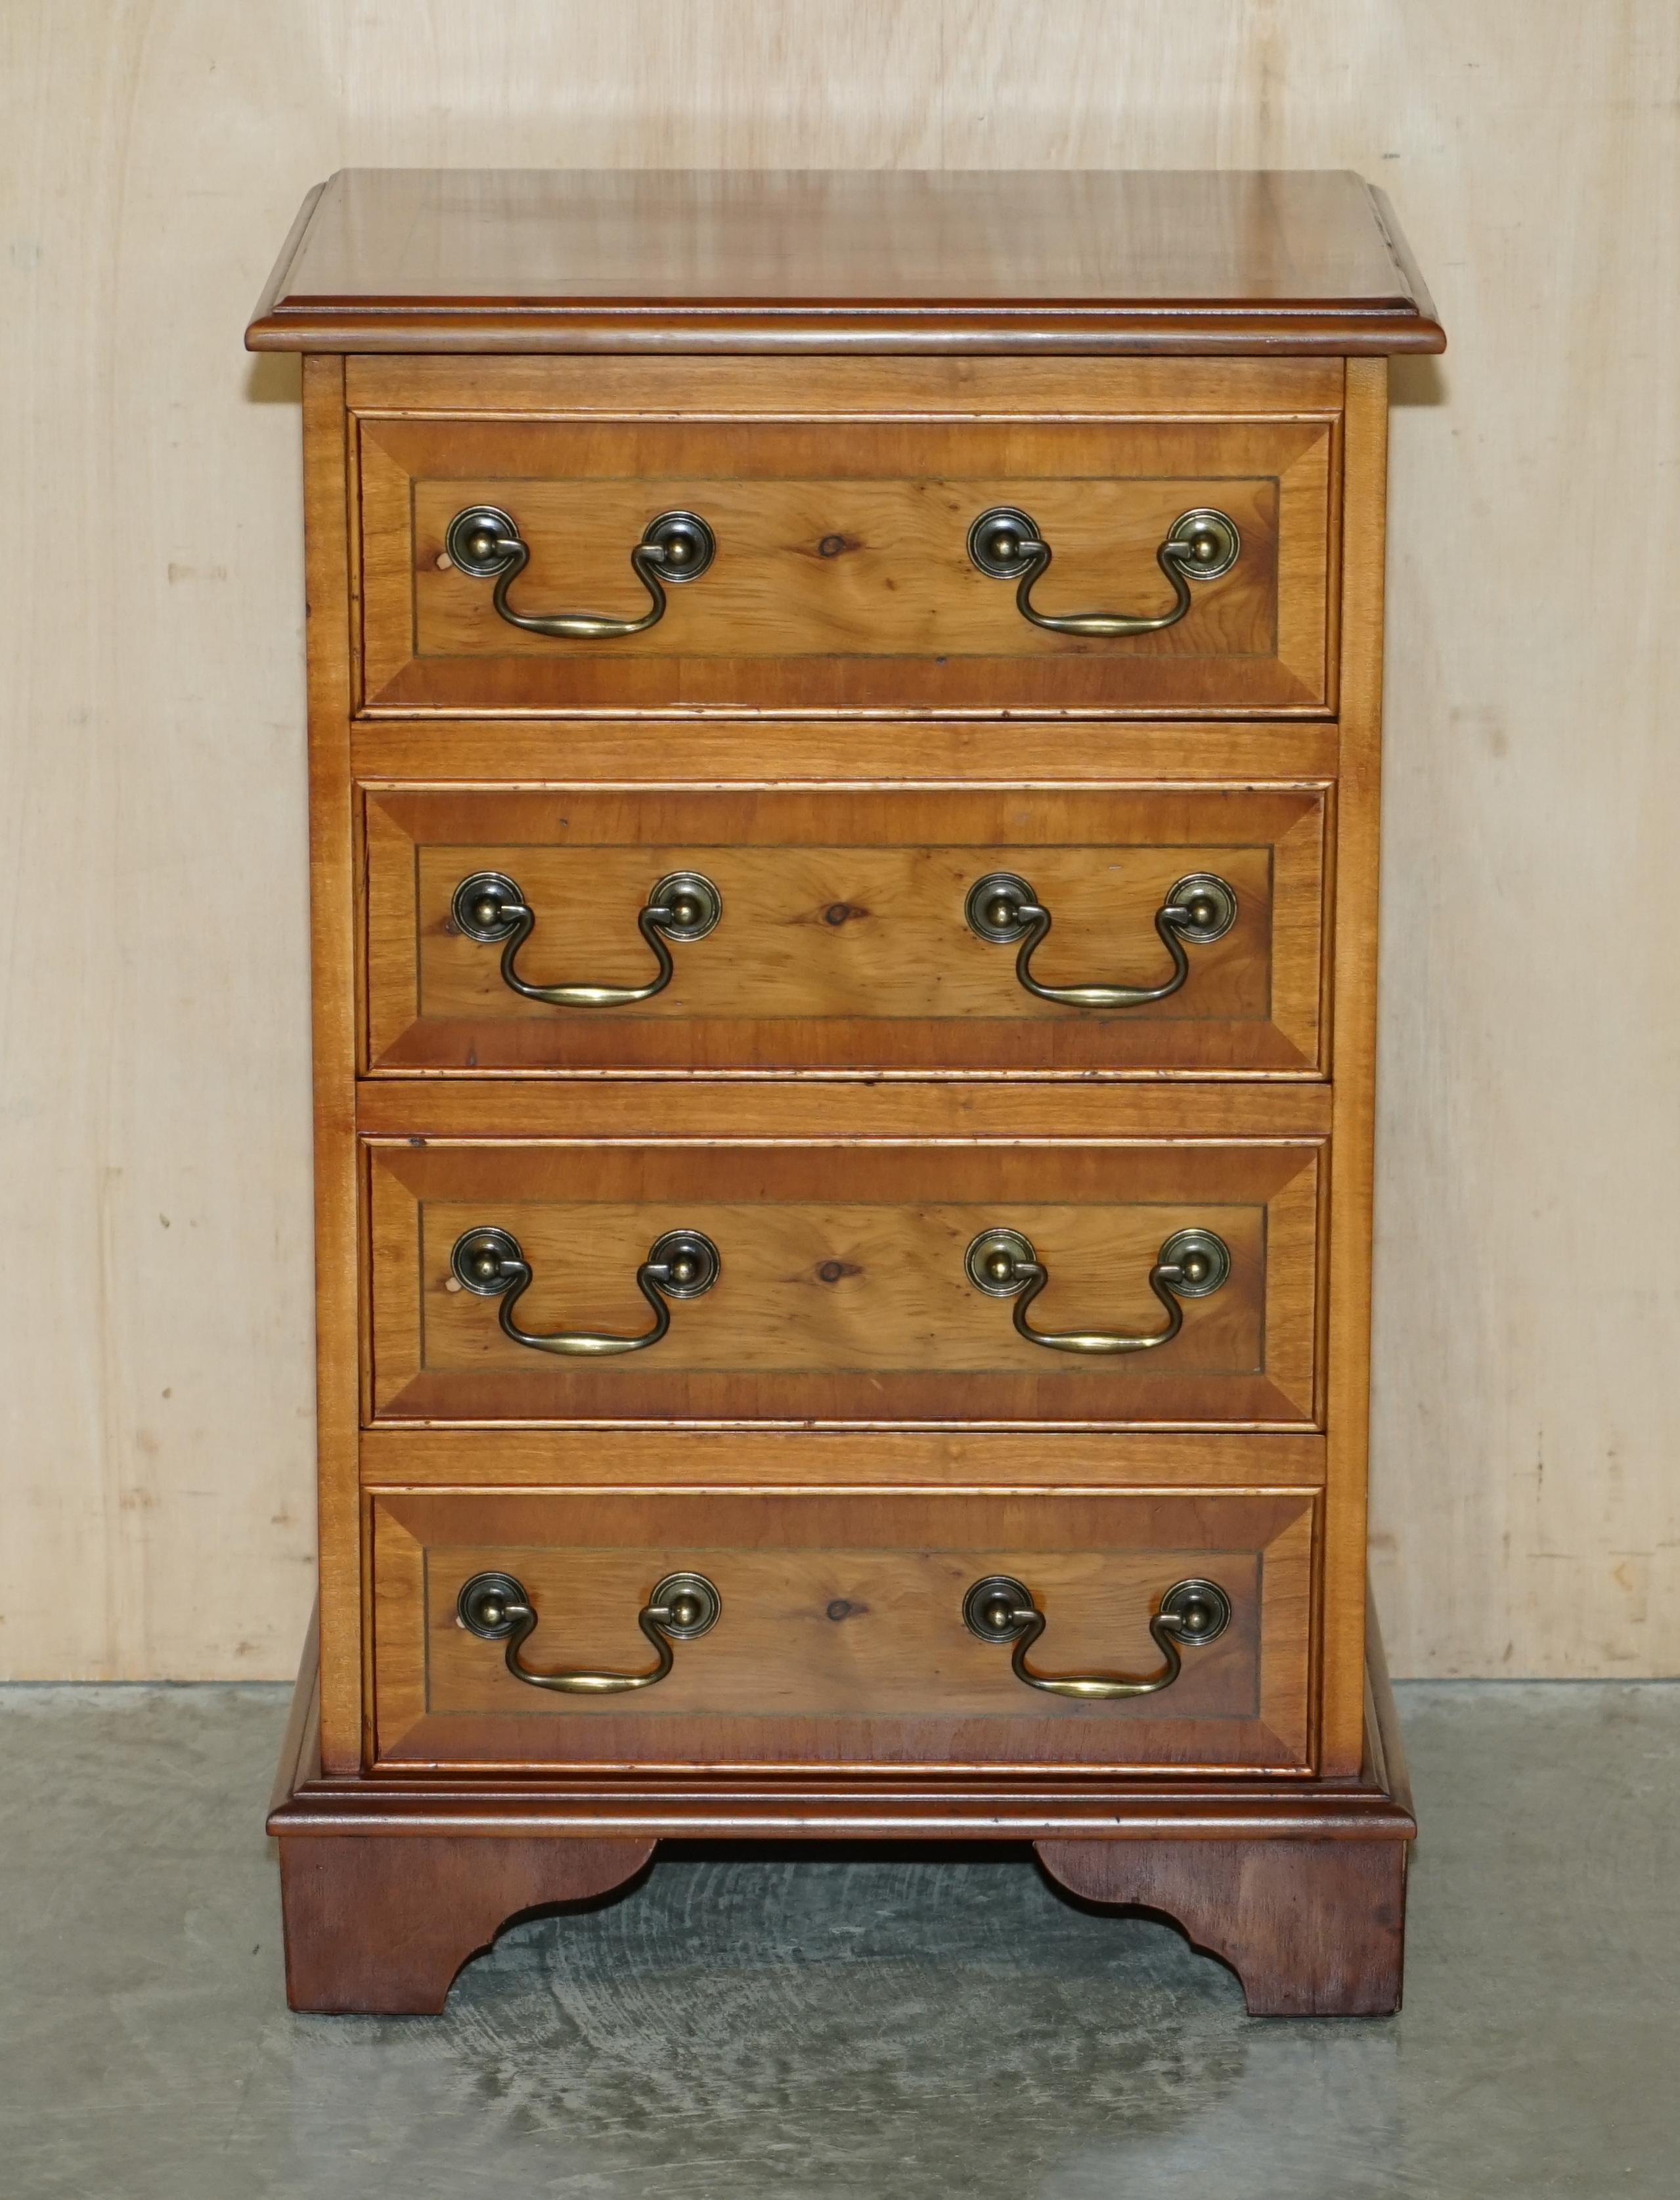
{"left": 967, "top": 505, "right": 1240, "bottom": 638}
{"left": 965, "top": 870, "right": 1237, "bottom": 1009}
{"left": 965, "top": 1225, "right": 1230, "bottom": 1355}
{"left": 452, "top": 869, "right": 722, "bottom": 1010}
{"left": 451, "top": 1226, "right": 720, "bottom": 1357}
{"left": 444, "top": 504, "right": 716, "bottom": 640}
{"left": 457, "top": 1570, "right": 721, "bottom": 1694}
{"left": 962, "top": 1575, "right": 1231, "bottom": 1699}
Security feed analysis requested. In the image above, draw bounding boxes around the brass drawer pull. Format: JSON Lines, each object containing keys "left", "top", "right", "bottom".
{"left": 963, "top": 1574, "right": 1231, "bottom": 1699}
{"left": 452, "top": 869, "right": 722, "bottom": 1009}
{"left": 444, "top": 503, "right": 716, "bottom": 638}
{"left": 965, "top": 870, "right": 1237, "bottom": 1008}
{"left": 457, "top": 1568, "right": 720, "bottom": 1694}
{"left": 967, "top": 504, "right": 1239, "bottom": 637}
{"left": 965, "top": 1225, "right": 1229, "bottom": 1355}
{"left": 450, "top": 1225, "right": 719, "bottom": 1356}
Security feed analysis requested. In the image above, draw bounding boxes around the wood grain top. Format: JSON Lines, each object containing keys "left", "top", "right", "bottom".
{"left": 247, "top": 168, "right": 1443, "bottom": 355}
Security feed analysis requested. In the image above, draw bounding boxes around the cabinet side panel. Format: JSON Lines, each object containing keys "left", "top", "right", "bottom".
{"left": 302, "top": 355, "right": 362, "bottom": 1772}
{"left": 1321, "top": 357, "right": 1388, "bottom": 1772}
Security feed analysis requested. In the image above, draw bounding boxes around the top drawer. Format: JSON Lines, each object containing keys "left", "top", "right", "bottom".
{"left": 357, "top": 416, "right": 1335, "bottom": 715}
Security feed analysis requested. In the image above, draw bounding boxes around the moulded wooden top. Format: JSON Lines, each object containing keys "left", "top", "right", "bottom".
{"left": 246, "top": 167, "right": 1443, "bottom": 356}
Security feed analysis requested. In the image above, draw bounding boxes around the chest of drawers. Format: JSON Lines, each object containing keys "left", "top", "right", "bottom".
{"left": 251, "top": 167, "right": 1442, "bottom": 2017}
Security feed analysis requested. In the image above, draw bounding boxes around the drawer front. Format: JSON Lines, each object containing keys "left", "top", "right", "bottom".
{"left": 368, "top": 1138, "right": 1320, "bottom": 1426}
{"left": 359, "top": 416, "right": 1333, "bottom": 713}
{"left": 370, "top": 1488, "right": 1315, "bottom": 1772}
{"left": 367, "top": 785, "right": 1327, "bottom": 1076}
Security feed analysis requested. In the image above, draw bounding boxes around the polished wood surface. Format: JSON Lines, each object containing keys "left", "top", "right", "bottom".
{"left": 365, "top": 784, "right": 1327, "bottom": 1076}
{"left": 1319, "top": 359, "right": 1389, "bottom": 1773}
{"left": 269, "top": 1613, "right": 1414, "bottom": 2015}
{"left": 301, "top": 358, "right": 365, "bottom": 1776}
{"left": 345, "top": 355, "right": 1346, "bottom": 417}
{"left": 349, "top": 715, "right": 1344, "bottom": 785}
{"left": 355, "top": 1077, "right": 1334, "bottom": 1140}
{"left": 1037, "top": 1593, "right": 1411, "bottom": 2012}
{"left": 359, "top": 412, "right": 1332, "bottom": 713}
{"left": 1036, "top": 1837, "right": 1406, "bottom": 2016}
{"left": 370, "top": 1489, "right": 1314, "bottom": 1771}
{"left": 247, "top": 168, "right": 1444, "bottom": 355}
{"left": 357, "top": 1426, "right": 1329, "bottom": 1490}
{"left": 246, "top": 161, "right": 1430, "bottom": 2012}
{"left": 366, "top": 1137, "right": 1320, "bottom": 1426}
{"left": 279, "top": 1834, "right": 656, "bottom": 2015}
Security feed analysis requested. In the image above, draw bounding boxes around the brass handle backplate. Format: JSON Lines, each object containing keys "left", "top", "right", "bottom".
{"left": 457, "top": 1568, "right": 720, "bottom": 1694}
{"left": 451, "top": 1225, "right": 719, "bottom": 1357}
{"left": 962, "top": 1574, "right": 1231, "bottom": 1699}
{"left": 964, "top": 1225, "right": 1229, "bottom": 1355}
{"left": 445, "top": 504, "right": 716, "bottom": 639}
{"left": 452, "top": 869, "right": 722, "bottom": 1008}
{"left": 965, "top": 869, "right": 1237, "bottom": 1009}
{"left": 967, "top": 504, "right": 1239, "bottom": 637}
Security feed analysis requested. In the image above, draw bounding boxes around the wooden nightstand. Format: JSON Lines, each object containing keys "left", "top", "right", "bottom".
{"left": 250, "top": 168, "right": 1441, "bottom": 2016}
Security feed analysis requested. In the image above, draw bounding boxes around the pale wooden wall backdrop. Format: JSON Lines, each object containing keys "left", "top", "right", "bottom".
{"left": 3, "top": 2, "right": 1676, "bottom": 1680}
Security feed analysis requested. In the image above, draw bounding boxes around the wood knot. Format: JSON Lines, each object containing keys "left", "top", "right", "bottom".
{"left": 826, "top": 1598, "right": 867, "bottom": 1622}
{"left": 816, "top": 1260, "right": 862, "bottom": 1285}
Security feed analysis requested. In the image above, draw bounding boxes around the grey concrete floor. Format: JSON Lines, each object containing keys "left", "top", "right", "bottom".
{"left": 1, "top": 1684, "right": 1675, "bottom": 2198}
